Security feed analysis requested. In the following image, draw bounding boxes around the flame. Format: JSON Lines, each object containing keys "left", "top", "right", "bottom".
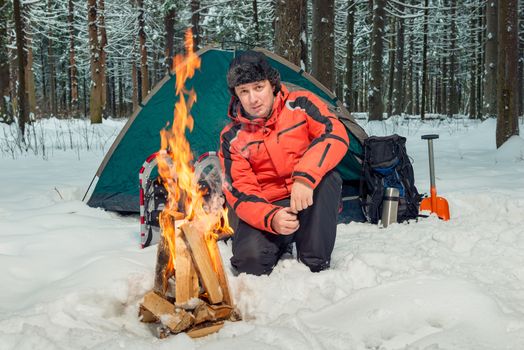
{"left": 156, "top": 29, "right": 232, "bottom": 288}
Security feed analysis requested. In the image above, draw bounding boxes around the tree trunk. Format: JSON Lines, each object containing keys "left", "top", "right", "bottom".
{"left": 518, "top": 1, "right": 524, "bottom": 117}
{"left": 442, "top": 57, "right": 447, "bottom": 115}
{"left": 477, "top": 4, "right": 484, "bottom": 119}
{"left": 0, "top": 0, "right": 10, "bottom": 122}
{"left": 421, "top": 0, "right": 429, "bottom": 120}
{"left": 345, "top": 0, "right": 355, "bottom": 111}
{"left": 435, "top": 74, "right": 441, "bottom": 115}
{"left": 46, "top": 0, "right": 57, "bottom": 116}
{"left": 253, "top": 0, "right": 260, "bottom": 43}
{"left": 164, "top": 7, "right": 176, "bottom": 73}
{"left": 99, "top": 0, "right": 107, "bottom": 116}
{"left": 39, "top": 41, "right": 47, "bottom": 111}
{"left": 311, "top": 0, "right": 334, "bottom": 90}
{"left": 191, "top": 0, "right": 200, "bottom": 50}
{"left": 132, "top": 54, "right": 139, "bottom": 111}
{"left": 368, "top": 0, "right": 385, "bottom": 120}
{"left": 108, "top": 59, "right": 116, "bottom": 117}
{"left": 118, "top": 60, "right": 124, "bottom": 117}
{"left": 68, "top": 0, "right": 78, "bottom": 114}
{"left": 137, "top": 0, "right": 149, "bottom": 100}
{"left": 386, "top": 17, "right": 396, "bottom": 118}
{"left": 14, "top": 0, "right": 29, "bottom": 137}
{"left": 275, "top": 0, "right": 302, "bottom": 66}
{"left": 25, "top": 33, "right": 36, "bottom": 117}
{"left": 405, "top": 31, "right": 414, "bottom": 115}
{"left": 496, "top": 0, "right": 519, "bottom": 148}
{"left": 448, "top": 0, "right": 458, "bottom": 117}
{"left": 484, "top": 0, "right": 497, "bottom": 118}
{"left": 300, "top": 0, "right": 308, "bottom": 71}
{"left": 88, "top": 0, "right": 102, "bottom": 124}
{"left": 392, "top": 3, "right": 404, "bottom": 117}
{"left": 469, "top": 13, "right": 477, "bottom": 119}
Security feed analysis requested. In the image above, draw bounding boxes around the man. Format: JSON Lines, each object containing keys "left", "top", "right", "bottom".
{"left": 218, "top": 50, "right": 349, "bottom": 275}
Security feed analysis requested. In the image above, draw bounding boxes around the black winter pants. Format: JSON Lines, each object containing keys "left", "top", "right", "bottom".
{"left": 230, "top": 171, "right": 342, "bottom": 275}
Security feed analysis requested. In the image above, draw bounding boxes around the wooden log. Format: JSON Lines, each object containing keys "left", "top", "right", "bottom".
{"left": 153, "top": 234, "right": 172, "bottom": 295}
{"left": 140, "top": 291, "right": 194, "bottom": 333}
{"left": 207, "top": 238, "right": 233, "bottom": 306}
{"left": 138, "top": 305, "right": 157, "bottom": 323}
{"left": 187, "top": 321, "right": 224, "bottom": 338}
{"left": 175, "top": 225, "right": 200, "bottom": 305}
{"left": 180, "top": 222, "right": 223, "bottom": 304}
{"left": 193, "top": 303, "right": 233, "bottom": 325}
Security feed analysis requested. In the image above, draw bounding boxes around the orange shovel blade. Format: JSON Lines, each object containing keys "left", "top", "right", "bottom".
{"left": 420, "top": 188, "right": 450, "bottom": 221}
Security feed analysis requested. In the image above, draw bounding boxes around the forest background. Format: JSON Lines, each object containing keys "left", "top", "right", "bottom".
{"left": 0, "top": 0, "right": 521, "bottom": 148}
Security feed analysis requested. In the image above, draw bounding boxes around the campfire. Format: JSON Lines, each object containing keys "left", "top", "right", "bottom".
{"left": 138, "top": 29, "right": 239, "bottom": 339}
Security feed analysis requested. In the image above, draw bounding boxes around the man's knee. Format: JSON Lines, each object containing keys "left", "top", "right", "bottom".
{"left": 231, "top": 247, "right": 279, "bottom": 275}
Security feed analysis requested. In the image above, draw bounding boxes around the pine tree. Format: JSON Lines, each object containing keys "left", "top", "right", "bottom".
{"left": 368, "top": 0, "right": 386, "bottom": 120}
{"left": 275, "top": 0, "right": 302, "bottom": 66}
{"left": 484, "top": 0, "right": 498, "bottom": 118}
{"left": 496, "top": 0, "right": 519, "bottom": 147}
{"left": 0, "top": 0, "right": 10, "bottom": 123}
{"left": 311, "top": 0, "right": 335, "bottom": 91}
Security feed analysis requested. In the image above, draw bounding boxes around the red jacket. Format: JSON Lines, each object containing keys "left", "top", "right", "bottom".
{"left": 219, "top": 84, "right": 349, "bottom": 234}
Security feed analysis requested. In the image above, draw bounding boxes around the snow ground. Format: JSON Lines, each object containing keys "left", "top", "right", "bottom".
{"left": 1, "top": 116, "right": 524, "bottom": 349}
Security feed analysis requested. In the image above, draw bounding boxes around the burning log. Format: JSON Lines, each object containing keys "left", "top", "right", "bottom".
{"left": 175, "top": 223, "right": 200, "bottom": 305}
{"left": 180, "top": 222, "right": 223, "bottom": 304}
{"left": 206, "top": 236, "right": 233, "bottom": 306}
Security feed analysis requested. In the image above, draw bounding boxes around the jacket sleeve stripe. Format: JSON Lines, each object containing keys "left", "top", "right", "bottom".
{"left": 234, "top": 194, "right": 267, "bottom": 210}
{"left": 241, "top": 140, "right": 264, "bottom": 152}
{"left": 287, "top": 96, "right": 333, "bottom": 133}
{"left": 325, "top": 134, "right": 349, "bottom": 148}
{"left": 318, "top": 144, "right": 331, "bottom": 167}
{"left": 292, "top": 171, "right": 316, "bottom": 184}
{"left": 264, "top": 207, "right": 281, "bottom": 229}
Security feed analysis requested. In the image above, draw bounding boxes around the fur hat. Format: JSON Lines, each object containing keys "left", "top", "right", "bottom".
{"left": 227, "top": 50, "right": 281, "bottom": 96}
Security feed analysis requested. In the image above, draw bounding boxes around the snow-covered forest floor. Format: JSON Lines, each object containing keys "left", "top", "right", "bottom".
{"left": 1, "top": 116, "right": 524, "bottom": 349}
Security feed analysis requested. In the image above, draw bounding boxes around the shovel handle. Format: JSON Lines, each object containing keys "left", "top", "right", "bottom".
{"left": 421, "top": 134, "right": 439, "bottom": 190}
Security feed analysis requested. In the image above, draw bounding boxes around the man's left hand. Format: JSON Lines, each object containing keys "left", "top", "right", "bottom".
{"left": 290, "top": 179, "right": 313, "bottom": 214}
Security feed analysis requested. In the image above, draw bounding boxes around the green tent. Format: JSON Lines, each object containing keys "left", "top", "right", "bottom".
{"left": 84, "top": 47, "right": 367, "bottom": 213}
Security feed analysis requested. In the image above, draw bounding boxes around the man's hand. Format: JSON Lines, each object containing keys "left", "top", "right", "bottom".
{"left": 290, "top": 179, "right": 313, "bottom": 214}
{"left": 271, "top": 207, "right": 299, "bottom": 235}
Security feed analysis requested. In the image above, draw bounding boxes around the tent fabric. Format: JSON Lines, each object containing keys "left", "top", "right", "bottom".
{"left": 85, "top": 47, "right": 368, "bottom": 213}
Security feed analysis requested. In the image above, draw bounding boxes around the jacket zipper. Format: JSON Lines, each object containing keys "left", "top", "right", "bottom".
{"left": 277, "top": 120, "right": 307, "bottom": 142}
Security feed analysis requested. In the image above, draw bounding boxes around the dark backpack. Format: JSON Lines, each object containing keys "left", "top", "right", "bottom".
{"left": 359, "top": 134, "right": 421, "bottom": 224}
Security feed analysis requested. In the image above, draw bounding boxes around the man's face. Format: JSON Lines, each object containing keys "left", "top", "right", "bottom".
{"left": 234, "top": 80, "right": 275, "bottom": 119}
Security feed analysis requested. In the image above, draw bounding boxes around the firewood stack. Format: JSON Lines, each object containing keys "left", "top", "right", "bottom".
{"left": 139, "top": 220, "right": 240, "bottom": 338}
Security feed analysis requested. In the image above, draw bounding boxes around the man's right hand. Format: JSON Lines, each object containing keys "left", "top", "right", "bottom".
{"left": 271, "top": 207, "right": 299, "bottom": 235}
